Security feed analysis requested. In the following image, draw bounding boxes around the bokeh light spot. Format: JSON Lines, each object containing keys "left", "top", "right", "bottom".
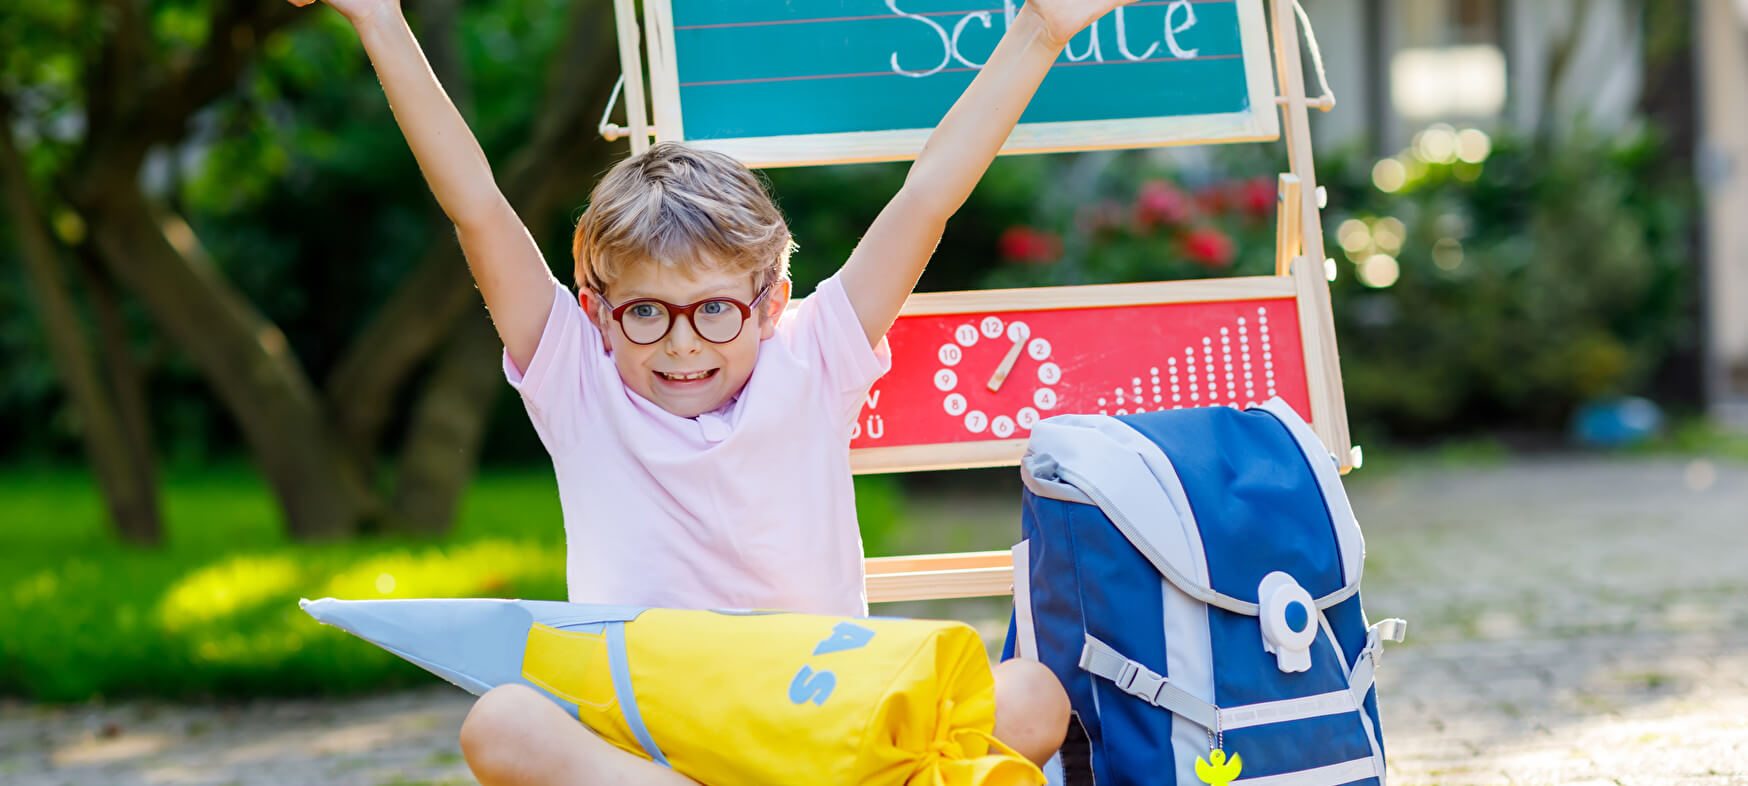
{"left": 1359, "top": 254, "right": 1401, "bottom": 288}
{"left": 1372, "top": 159, "right": 1407, "bottom": 193}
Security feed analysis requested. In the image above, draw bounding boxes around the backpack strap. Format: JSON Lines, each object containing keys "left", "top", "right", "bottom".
{"left": 1078, "top": 634, "right": 1220, "bottom": 732}
{"left": 1346, "top": 618, "right": 1407, "bottom": 706}
{"left": 605, "top": 621, "right": 672, "bottom": 767}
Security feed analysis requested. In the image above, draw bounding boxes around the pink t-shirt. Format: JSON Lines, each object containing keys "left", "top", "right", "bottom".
{"left": 503, "top": 274, "right": 891, "bottom": 617}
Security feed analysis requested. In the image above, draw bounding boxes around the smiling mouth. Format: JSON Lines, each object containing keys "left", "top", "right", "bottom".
{"left": 656, "top": 369, "right": 718, "bottom": 382}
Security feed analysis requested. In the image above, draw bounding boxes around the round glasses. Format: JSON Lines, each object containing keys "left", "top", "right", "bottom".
{"left": 599, "top": 284, "right": 772, "bottom": 345}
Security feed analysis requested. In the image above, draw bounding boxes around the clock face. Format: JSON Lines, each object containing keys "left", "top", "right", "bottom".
{"left": 932, "top": 315, "right": 1062, "bottom": 439}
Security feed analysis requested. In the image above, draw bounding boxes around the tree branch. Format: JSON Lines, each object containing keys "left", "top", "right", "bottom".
{"left": 85, "top": 0, "right": 151, "bottom": 136}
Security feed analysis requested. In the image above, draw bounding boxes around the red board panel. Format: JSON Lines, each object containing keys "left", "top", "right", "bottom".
{"left": 850, "top": 298, "right": 1309, "bottom": 450}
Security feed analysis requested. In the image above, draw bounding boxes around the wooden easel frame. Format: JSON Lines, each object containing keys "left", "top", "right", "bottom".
{"left": 604, "top": 0, "right": 1350, "bottom": 605}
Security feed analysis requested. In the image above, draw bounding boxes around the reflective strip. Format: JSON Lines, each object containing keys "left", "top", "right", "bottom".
{"left": 1078, "top": 634, "right": 1219, "bottom": 731}
{"left": 605, "top": 622, "right": 669, "bottom": 767}
{"left": 1218, "top": 689, "right": 1357, "bottom": 730}
{"left": 1012, "top": 540, "right": 1038, "bottom": 661}
{"left": 1232, "top": 756, "right": 1381, "bottom": 786}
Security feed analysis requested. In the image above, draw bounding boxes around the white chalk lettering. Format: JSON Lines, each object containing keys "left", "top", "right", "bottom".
{"left": 1063, "top": 18, "right": 1104, "bottom": 63}
{"left": 1164, "top": 0, "right": 1200, "bottom": 59}
{"left": 1114, "top": 7, "right": 1159, "bottom": 61}
{"left": 887, "top": 0, "right": 951, "bottom": 77}
{"left": 950, "top": 11, "right": 995, "bottom": 69}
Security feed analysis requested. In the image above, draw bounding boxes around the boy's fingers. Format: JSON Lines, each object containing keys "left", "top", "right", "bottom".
{"left": 285, "top": 0, "right": 317, "bottom": 7}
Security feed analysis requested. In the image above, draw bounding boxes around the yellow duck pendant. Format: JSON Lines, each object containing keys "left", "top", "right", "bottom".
{"left": 1195, "top": 748, "right": 1243, "bottom": 786}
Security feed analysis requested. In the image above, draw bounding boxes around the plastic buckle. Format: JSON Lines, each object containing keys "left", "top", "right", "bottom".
{"left": 1115, "top": 661, "right": 1140, "bottom": 693}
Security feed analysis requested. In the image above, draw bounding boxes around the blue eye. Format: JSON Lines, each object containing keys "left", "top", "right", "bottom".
{"left": 628, "top": 303, "right": 663, "bottom": 320}
{"left": 701, "top": 300, "right": 733, "bottom": 316}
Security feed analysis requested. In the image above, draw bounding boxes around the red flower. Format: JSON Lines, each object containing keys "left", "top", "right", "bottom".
{"left": 1133, "top": 180, "right": 1193, "bottom": 230}
{"left": 1180, "top": 226, "right": 1236, "bottom": 268}
{"left": 999, "top": 225, "right": 1063, "bottom": 265}
{"left": 1238, "top": 177, "right": 1276, "bottom": 220}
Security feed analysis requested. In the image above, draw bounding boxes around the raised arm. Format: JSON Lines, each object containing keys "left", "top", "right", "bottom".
{"left": 288, "top": 0, "right": 556, "bottom": 368}
{"left": 838, "top": 0, "right": 1132, "bottom": 346}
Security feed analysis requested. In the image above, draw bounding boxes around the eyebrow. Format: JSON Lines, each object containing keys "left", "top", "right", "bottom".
{"left": 619, "top": 284, "right": 754, "bottom": 302}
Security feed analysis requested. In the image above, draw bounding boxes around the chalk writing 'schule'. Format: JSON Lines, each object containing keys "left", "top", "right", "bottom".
{"left": 886, "top": 0, "right": 1202, "bottom": 78}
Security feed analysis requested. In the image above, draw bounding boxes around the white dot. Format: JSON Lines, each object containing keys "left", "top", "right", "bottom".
{"left": 1238, "top": 317, "right": 1247, "bottom": 325}
{"left": 1152, "top": 385, "right": 1161, "bottom": 393}
{"left": 1221, "top": 327, "right": 1229, "bottom": 335}
{"left": 1173, "top": 394, "right": 1181, "bottom": 402}
{"left": 1116, "top": 409, "right": 1128, "bottom": 415}
{"left": 1150, "top": 367, "right": 1159, "bottom": 375}
{"left": 1098, "top": 398, "right": 1107, "bottom": 406}
{"left": 1203, "top": 337, "right": 1212, "bottom": 345}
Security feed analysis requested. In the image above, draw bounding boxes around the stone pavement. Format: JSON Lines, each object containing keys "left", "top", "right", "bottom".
{"left": 5, "top": 456, "right": 1746, "bottom": 785}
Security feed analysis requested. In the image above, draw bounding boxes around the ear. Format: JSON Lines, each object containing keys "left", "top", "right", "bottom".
{"left": 758, "top": 279, "right": 792, "bottom": 340}
{"left": 579, "top": 289, "right": 613, "bottom": 353}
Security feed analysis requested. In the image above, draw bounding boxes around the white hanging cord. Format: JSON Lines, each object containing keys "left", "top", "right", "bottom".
{"left": 1294, "top": 0, "right": 1336, "bottom": 112}
{"left": 1274, "top": 0, "right": 1337, "bottom": 112}
{"left": 598, "top": 74, "right": 629, "bottom": 141}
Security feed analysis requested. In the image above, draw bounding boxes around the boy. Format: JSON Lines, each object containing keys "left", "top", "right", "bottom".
{"left": 289, "top": 0, "right": 1132, "bottom": 781}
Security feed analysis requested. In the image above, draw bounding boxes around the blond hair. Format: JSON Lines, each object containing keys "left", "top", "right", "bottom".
{"left": 573, "top": 143, "right": 793, "bottom": 297}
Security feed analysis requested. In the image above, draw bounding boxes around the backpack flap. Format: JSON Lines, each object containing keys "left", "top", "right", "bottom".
{"left": 1022, "top": 400, "right": 1364, "bottom": 614}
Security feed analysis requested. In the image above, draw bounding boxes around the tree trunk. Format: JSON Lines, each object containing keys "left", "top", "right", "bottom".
{"left": 80, "top": 184, "right": 380, "bottom": 539}
{"left": 389, "top": 315, "right": 505, "bottom": 533}
{"left": 0, "top": 126, "right": 162, "bottom": 545}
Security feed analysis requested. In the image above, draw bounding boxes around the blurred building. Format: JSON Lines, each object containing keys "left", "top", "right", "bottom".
{"left": 1302, "top": 0, "right": 1748, "bottom": 425}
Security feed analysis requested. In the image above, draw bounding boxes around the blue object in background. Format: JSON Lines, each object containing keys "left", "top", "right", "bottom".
{"left": 1570, "top": 396, "right": 1665, "bottom": 447}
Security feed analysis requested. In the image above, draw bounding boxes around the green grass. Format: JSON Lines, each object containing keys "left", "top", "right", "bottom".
{"left": 0, "top": 464, "right": 903, "bottom": 703}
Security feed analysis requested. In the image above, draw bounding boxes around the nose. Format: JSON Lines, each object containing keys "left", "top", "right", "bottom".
{"left": 663, "top": 314, "right": 704, "bottom": 355}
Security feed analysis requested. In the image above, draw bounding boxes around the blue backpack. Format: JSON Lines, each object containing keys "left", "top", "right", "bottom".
{"left": 1004, "top": 400, "right": 1405, "bottom": 786}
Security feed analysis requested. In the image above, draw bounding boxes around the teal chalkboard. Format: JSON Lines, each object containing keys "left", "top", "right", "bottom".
{"left": 640, "top": 0, "right": 1279, "bottom": 167}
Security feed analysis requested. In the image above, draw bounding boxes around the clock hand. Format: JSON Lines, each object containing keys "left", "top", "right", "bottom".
{"left": 987, "top": 337, "right": 1025, "bottom": 392}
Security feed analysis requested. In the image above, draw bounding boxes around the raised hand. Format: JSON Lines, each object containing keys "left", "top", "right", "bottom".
{"left": 1026, "top": 0, "right": 1139, "bottom": 47}
{"left": 283, "top": 0, "right": 401, "bottom": 29}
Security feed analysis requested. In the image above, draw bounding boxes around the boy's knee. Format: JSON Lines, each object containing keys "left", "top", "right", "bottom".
{"left": 992, "top": 658, "right": 1071, "bottom": 766}
{"left": 460, "top": 684, "right": 551, "bottom": 782}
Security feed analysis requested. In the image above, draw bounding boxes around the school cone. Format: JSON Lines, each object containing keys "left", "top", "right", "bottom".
{"left": 299, "top": 597, "right": 1044, "bottom": 786}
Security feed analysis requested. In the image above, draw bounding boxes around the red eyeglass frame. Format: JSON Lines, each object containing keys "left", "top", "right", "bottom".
{"left": 595, "top": 283, "right": 774, "bottom": 345}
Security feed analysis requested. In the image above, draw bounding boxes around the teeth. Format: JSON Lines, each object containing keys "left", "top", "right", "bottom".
{"left": 661, "top": 370, "right": 712, "bottom": 381}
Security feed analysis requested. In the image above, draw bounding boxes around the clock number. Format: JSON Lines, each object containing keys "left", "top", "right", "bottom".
{"left": 934, "top": 369, "right": 958, "bottom": 392}
{"left": 955, "top": 324, "right": 979, "bottom": 347}
{"left": 1017, "top": 407, "right": 1040, "bottom": 430}
{"left": 1006, "top": 321, "right": 1031, "bottom": 343}
{"left": 980, "top": 316, "right": 1004, "bottom": 339}
{"left": 1038, "top": 362, "right": 1061, "bottom": 385}
{"left": 1027, "top": 338, "right": 1052, "bottom": 362}
{"left": 964, "top": 410, "right": 989, "bottom": 434}
{"left": 937, "top": 343, "right": 962, "bottom": 366}
{"left": 943, "top": 393, "right": 967, "bottom": 416}
{"left": 1034, "top": 388, "right": 1058, "bottom": 410}
{"left": 991, "top": 416, "right": 1015, "bottom": 438}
